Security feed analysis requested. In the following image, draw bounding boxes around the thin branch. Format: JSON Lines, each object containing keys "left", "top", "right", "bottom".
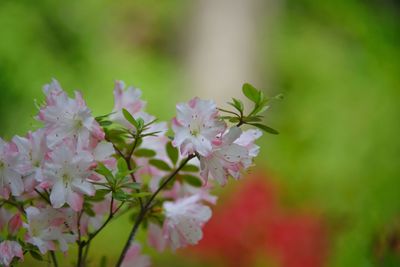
{"left": 81, "top": 200, "right": 125, "bottom": 265}
{"left": 50, "top": 251, "right": 58, "bottom": 267}
{"left": 115, "top": 154, "right": 195, "bottom": 267}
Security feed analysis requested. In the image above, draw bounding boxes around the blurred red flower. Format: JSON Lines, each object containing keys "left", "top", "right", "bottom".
{"left": 191, "top": 173, "right": 330, "bottom": 267}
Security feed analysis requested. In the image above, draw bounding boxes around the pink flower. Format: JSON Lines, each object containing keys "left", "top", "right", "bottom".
{"left": 148, "top": 223, "right": 167, "bottom": 252}
{"left": 38, "top": 80, "right": 104, "bottom": 149}
{"left": 0, "top": 208, "right": 12, "bottom": 231}
{"left": 162, "top": 194, "right": 212, "bottom": 250}
{"left": 12, "top": 129, "right": 48, "bottom": 192}
{"left": 199, "top": 127, "right": 254, "bottom": 186}
{"left": 24, "top": 207, "right": 76, "bottom": 254}
{"left": 121, "top": 242, "right": 151, "bottom": 267}
{"left": 0, "top": 240, "right": 23, "bottom": 266}
{"left": 42, "top": 145, "right": 95, "bottom": 211}
{"left": 8, "top": 213, "right": 23, "bottom": 236}
{"left": 111, "top": 80, "right": 146, "bottom": 124}
{"left": 234, "top": 129, "right": 262, "bottom": 160}
{"left": 0, "top": 138, "right": 24, "bottom": 198}
{"left": 172, "top": 97, "right": 226, "bottom": 156}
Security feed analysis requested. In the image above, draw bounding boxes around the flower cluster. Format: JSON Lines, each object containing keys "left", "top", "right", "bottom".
{"left": 0, "top": 80, "right": 275, "bottom": 266}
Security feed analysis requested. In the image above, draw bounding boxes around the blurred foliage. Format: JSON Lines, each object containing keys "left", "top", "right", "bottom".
{"left": 0, "top": 0, "right": 400, "bottom": 266}
{"left": 262, "top": 0, "right": 400, "bottom": 266}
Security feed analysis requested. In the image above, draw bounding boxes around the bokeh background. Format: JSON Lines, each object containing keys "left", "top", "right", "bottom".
{"left": 1, "top": 0, "right": 400, "bottom": 266}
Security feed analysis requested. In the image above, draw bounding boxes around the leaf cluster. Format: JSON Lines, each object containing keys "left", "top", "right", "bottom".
{"left": 219, "top": 83, "right": 279, "bottom": 135}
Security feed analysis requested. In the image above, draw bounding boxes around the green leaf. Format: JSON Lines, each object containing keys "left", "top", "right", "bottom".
{"left": 181, "top": 164, "right": 200, "bottom": 172}
{"left": 121, "top": 182, "right": 142, "bottom": 190}
{"left": 88, "top": 189, "right": 111, "bottom": 202}
{"left": 122, "top": 108, "right": 138, "bottom": 128}
{"left": 243, "top": 116, "right": 263, "bottom": 123}
{"left": 166, "top": 142, "right": 179, "bottom": 165}
{"left": 100, "top": 256, "right": 108, "bottom": 267}
{"left": 134, "top": 149, "right": 156, "bottom": 158}
{"left": 99, "top": 120, "right": 112, "bottom": 127}
{"left": 149, "top": 159, "right": 171, "bottom": 171}
{"left": 228, "top": 98, "right": 244, "bottom": 113}
{"left": 96, "top": 163, "right": 114, "bottom": 182}
{"left": 137, "top": 117, "right": 145, "bottom": 129}
{"left": 113, "top": 190, "right": 130, "bottom": 201}
{"left": 229, "top": 117, "right": 241, "bottom": 123}
{"left": 182, "top": 175, "right": 203, "bottom": 187}
{"left": 29, "top": 250, "right": 43, "bottom": 261}
{"left": 131, "top": 192, "right": 152, "bottom": 198}
{"left": 242, "top": 83, "right": 260, "bottom": 103}
{"left": 117, "top": 158, "right": 128, "bottom": 173}
{"left": 249, "top": 123, "right": 279, "bottom": 135}
{"left": 84, "top": 204, "right": 96, "bottom": 217}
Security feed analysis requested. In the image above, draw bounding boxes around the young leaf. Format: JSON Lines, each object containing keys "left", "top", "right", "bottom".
{"left": 134, "top": 149, "right": 156, "bottom": 158}
{"left": 122, "top": 108, "right": 138, "bottom": 128}
{"left": 131, "top": 192, "right": 152, "bottom": 198}
{"left": 181, "top": 164, "right": 200, "bottom": 172}
{"left": 29, "top": 251, "right": 43, "bottom": 261}
{"left": 249, "top": 123, "right": 279, "bottom": 135}
{"left": 113, "top": 190, "right": 130, "bottom": 201}
{"left": 87, "top": 189, "right": 111, "bottom": 202}
{"left": 228, "top": 98, "right": 244, "bottom": 114}
{"left": 136, "top": 117, "right": 145, "bottom": 130}
{"left": 242, "top": 83, "right": 260, "bottom": 103}
{"left": 99, "top": 120, "right": 112, "bottom": 127}
{"left": 96, "top": 163, "right": 114, "bottom": 182}
{"left": 117, "top": 158, "right": 128, "bottom": 173}
{"left": 149, "top": 159, "right": 171, "bottom": 171}
{"left": 121, "top": 182, "right": 142, "bottom": 190}
{"left": 182, "top": 175, "right": 203, "bottom": 187}
{"left": 166, "top": 142, "right": 179, "bottom": 165}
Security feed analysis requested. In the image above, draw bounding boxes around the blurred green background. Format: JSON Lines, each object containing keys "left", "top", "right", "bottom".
{"left": 0, "top": 0, "right": 399, "bottom": 266}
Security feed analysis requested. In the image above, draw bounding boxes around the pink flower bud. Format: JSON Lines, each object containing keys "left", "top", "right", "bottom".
{"left": 8, "top": 214, "right": 22, "bottom": 236}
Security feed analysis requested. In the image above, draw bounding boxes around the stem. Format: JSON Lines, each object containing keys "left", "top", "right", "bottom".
{"left": 34, "top": 188, "right": 51, "bottom": 205}
{"left": 50, "top": 251, "right": 58, "bottom": 267}
{"left": 115, "top": 154, "right": 195, "bottom": 267}
{"left": 81, "top": 200, "right": 124, "bottom": 265}
{"left": 76, "top": 211, "right": 84, "bottom": 267}
{"left": 126, "top": 134, "right": 144, "bottom": 210}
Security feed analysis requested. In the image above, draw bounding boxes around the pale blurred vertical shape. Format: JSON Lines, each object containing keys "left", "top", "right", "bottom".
{"left": 184, "top": 0, "right": 275, "bottom": 107}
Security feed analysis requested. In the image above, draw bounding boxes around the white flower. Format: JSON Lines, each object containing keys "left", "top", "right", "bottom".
{"left": 234, "top": 128, "right": 262, "bottom": 159}
{"left": 24, "top": 207, "right": 76, "bottom": 254}
{"left": 110, "top": 80, "right": 146, "bottom": 125}
{"left": 12, "top": 129, "right": 48, "bottom": 192}
{"left": 199, "top": 127, "right": 250, "bottom": 186}
{"left": 43, "top": 145, "right": 95, "bottom": 211}
{"left": 172, "top": 97, "right": 226, "bottom": 156}
{"left": 0, "top": 138, "right": 24, "bottom": 198}
{"left": 121, "top": 243, "right": 151, "bottom": 267}
{"left": 0, "top": 240, "right": 23, "bottom": 266}
{"left": 38, "top": 80, "right": 104, "bottom": 149}
{"left": 162, "top": 194, "right": 212, "bottom": 250}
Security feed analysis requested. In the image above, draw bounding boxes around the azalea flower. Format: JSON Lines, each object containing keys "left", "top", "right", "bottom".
{"left": 0, "top": 240, "right": 23, "bottom": 266}
{"left": 199, "top": 127, "right": 251, "bottom": 186}
{"left": 8, "top": 213, "right": 23, "bottom": 236}
{"left": 0, "top": 138, "right": 24, "bottom": 198}
{"left": 12, "top": 129, "right": 48, "bottom": 192}
{"left": 148, "top": 223, "right": 167, "bottom": 252}
{"left": 24, "top": 207, "right": 76, "bottom": 254}
{"left": 162, "top": 194, "right": 212, "bottom": 250}
{"left": 234, "top": 128, "right": 262, "bottom": 161}
{"left": 0, "top": 208, "right": 12, "bottom": 231}
{"left": 172, "top": 97, "right": 226, "bottom": 156}
{"left": 42, "top": 145, "right": 95, "bottom": 211}
{"left": 38, "top": 80, "right": 104, "bottom": 149}
{"left": 110, "top": 80, "right": 146, "bottom": 125}
{"left": 121, "top": 242, "right": 151, "bottom": 267}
